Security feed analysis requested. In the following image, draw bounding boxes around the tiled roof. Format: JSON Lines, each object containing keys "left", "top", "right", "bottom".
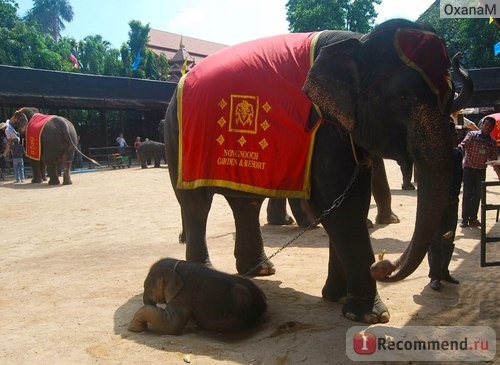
{"left": 147, "top": 29, "right": 228, "bottom": 61}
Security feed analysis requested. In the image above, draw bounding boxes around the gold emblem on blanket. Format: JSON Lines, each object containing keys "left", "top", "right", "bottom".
{"left": 229, "top": 95, "right": 259, "bottom": 134}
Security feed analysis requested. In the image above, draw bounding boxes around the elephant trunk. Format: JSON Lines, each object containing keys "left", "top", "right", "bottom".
{"left": 374, "top": 58, "right": 473, "bottom": 282}
{"left": 376, "top": 107, "right": 454, "bottom": 282}
{"left": 450, "top": 53, "right": 473, "bottom": 114}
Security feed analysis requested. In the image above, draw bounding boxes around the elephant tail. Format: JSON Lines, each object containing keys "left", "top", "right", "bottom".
{"left": 64, "top": 123, "right": 101, "bottom": 167}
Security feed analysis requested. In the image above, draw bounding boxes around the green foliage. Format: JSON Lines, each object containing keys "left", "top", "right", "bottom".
{"left": 24, "top": 0, "right": 73, "bottom": 41}
{"left": 286, "top": 0, "right": 381, "bottom": 33}
{"left": 0, "top": 1, "right": 169, "bottom": 79}
{"left": 418, "top": 4, "right": 500, "bottom": 68}
{"left": 0, "top": 0, "right": 19, "bottom": 29}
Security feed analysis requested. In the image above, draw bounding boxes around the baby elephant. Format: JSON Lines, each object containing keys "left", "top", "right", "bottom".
{"left": 128, "top": 258, "right": 267, "bottom": 335}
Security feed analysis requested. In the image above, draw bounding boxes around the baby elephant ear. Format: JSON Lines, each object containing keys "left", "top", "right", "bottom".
{"left": 230, "top": 283, "right": 253, "bottom": 315}
{"left": 303, "top": 37, "right": 361, "bottom": 132}
{"left": 163, "top": 269, "right": 184, "bottom": 303}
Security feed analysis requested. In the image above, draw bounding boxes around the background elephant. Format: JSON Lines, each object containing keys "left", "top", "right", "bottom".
{"left": 136, "top": 140, "right": 165, "bottom": 168}
{"left": 8, "top": 107, "right": 77, "bottom": 185}
{"left": 165, "top": 19, "right": 472, "bottom": 323}
{"left": 267, "top": 155, "right": 400, "bottom": 227}
{"left": 128, "top": 258, "right": 267, "bottom": 335}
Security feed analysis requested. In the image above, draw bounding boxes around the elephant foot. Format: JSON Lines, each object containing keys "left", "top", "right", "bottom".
{"left": 375, "top": 212, "right": 400, "bottom": 224}
{"left": 295, "top": 218, "right": 318, "bottom": 228}
{"left": 365, "top": 218, "right": 374, "bottom": 229}
{"left": 342, "top": 293, "right": 390, "bottom": 324}
{"left": 63, "top": 180, "right": 73, "bottom": 185}
{"left": 31, "top": 178, "right": 43, "bottom": 183}
{"left": 48, "top": 179, "right": 60, "bottom": 185}
{"left": 239, "top": 259, "right": 275, "bottom": 277}
{"left": 401, "top": 182, "right": 416, "bottom": 190}
{"left": 267, "top": 215, "right": 295, "bottom": 226}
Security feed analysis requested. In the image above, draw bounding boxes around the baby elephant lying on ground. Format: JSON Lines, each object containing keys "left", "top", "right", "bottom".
{"left": 128, "top": 258, "right": 267, "bottom": 335}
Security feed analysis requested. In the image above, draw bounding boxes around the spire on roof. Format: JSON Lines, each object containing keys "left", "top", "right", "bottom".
{"left": 179, "top": 35, "right": 185, "bottom": 49}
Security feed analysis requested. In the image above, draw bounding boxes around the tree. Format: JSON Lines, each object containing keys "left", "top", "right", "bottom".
{"left": 24, "top": 0, "right": 74, "bottom": 41}
{"left": 78, "top": 35, "right": 111, "bottom": 74}
{"left": 286, "top": 0, "right": 381, "bottom": 33}
{"left": 0, "top": 0, "right": 20, "bottom": 29}
{"left": 127, "top": 20, "right": 150, "bottom": 78}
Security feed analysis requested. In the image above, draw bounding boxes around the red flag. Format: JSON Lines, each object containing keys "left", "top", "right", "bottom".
{"left": 69, "top": 48, "right": 79, "bottom": 68}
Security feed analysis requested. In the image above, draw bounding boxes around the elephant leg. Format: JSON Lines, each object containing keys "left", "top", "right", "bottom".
{"left": 30, "top": 160, "right": 44, "bottom": 183}
{"left": 154, "top": 157, "right": 161, "bottom": 168}
{"left": 140, "top": 156, "right": 147, "bottom": 168}
{"left": 400, "top": 160, "right": 416, "bottom": 190}
{"left": 128, "top": 304, "right": 191, "bottom": 335}
{"left": 225, "top": 196, "right": 275, "bottom": 276}
{"left": 46, "top": 162, "right": 60, "bottom": 185}
{"left": 371, "top": 156, "right": 400, "bottom": 224}
{"left": 266, "top": 198, "right": 294, "bottom": 225}
{"left": 322, "top": 241, "right": 348, "bottom": 301}
{"left": 313, "top": 162, "right": 389, "bottom": 323}
{"left": 62, "top": 158, "right": 73, "bottom": 185}
{"left": 177, "top": 189, "right": 213, "bottom": 266}
{"left": 288, "top": 199, "right": 317, "bottom": 228}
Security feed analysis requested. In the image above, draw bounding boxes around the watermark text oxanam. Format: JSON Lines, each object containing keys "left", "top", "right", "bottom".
{"left": 440, "top": 0, "right": 499, "bottom": 18}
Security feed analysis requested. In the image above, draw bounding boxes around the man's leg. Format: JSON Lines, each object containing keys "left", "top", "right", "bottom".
{"left": 461, "top": 167, "right": 474, "bottom": 226}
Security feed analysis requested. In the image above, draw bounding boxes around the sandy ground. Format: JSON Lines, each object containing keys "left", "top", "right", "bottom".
{"left": 0, "top": 159, "right": 498, "bottom": 364}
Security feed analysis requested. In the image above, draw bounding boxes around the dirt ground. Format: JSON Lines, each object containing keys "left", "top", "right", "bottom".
{"left": 0, "top": 159, "right": 498, "bottom": 364}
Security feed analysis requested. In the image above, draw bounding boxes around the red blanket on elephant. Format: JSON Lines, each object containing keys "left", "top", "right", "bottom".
{"left": 26, "top": 113, "right": 52, "bottom": 160}
{"left": 177, "top": 32, "right": 321, "bottom": 198}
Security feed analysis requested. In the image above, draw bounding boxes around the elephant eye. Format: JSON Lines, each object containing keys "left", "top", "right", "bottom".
{"left": 400, "top": 94, "right": 408, "bottom": 101}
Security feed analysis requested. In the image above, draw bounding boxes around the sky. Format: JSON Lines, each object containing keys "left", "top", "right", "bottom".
{"left": 15, "top": 0, "right": 436, "bottom": 48}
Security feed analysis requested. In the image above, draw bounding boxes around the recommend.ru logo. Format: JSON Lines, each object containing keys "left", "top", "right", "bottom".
{"left": 346, "top": 326, "right": 496, "bottom": 361}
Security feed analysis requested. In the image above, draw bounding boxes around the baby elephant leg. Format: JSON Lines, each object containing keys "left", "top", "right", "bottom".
{"left": 128, "top": 304, "right": 191, "bottom": 335}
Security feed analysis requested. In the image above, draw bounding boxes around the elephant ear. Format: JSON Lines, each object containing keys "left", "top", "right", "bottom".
{"left": 230, "top": 283, "right": 253, "bottom": 315}
{"left": 163, "top": 269, "right": 184, "bottom": 303}
{"left": 303, "top": 38, "right": 361, "bottom": 132}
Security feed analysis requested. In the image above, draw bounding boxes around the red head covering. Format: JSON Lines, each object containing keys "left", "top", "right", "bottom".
{"left": 394, "top": 29, "right": 452, "bottom": 113}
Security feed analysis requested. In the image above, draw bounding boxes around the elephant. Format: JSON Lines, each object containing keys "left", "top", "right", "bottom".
{"left": 128, "top": 258, "right": 267, "bottom": 335}
{"left": 267, "top": 155, "right": 400, "bottom": 227}
{"left": 8, "top": 107, "right": 78, "bottom": 185}
{"left": 136, "top": 140, "right": 166, "bottom": 168}
{"left": 164, "top": 19, "right": 472, "bottom": 323}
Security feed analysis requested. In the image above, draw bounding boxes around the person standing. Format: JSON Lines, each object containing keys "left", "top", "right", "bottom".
{"left": 458, "top": 116, "right": 500, "bottom": 228}
{"left": 11, "top": 137, "right": 25, "bottom": 183}
{"left": 0, "top": 122, "right": 7, "bottom": 180}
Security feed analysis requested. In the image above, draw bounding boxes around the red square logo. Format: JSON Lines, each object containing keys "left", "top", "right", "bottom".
{"left": 353, "top": 331, "right": 377, "bottom": 354}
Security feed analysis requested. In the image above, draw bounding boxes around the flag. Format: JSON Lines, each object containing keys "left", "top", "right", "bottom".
{"left": 180, "top": 58, "right": 188, "bottom": 75}
{"left": 495, "top": 42, "right": 500, "bottom": 57}
{"left": 69, "top": 47, "right": 79, "bottom": 68}
{"left": 131, "top": 51, "right": 141, "bottom": 71}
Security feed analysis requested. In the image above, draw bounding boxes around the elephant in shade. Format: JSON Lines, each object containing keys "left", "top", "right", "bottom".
{"left": 136, "top": 140, "right": 166, "bottom": 168}
{"left": 8, "top": 107, "right": 77, "bottom": 185}
{"left": 128, "top": 258, "right": 267, "bottom": 335}
{"left": 164, "top": 19, "right": 472, "bottom": 323}
{"left": 267, "top": 155, "right": 400, "bottom": 227}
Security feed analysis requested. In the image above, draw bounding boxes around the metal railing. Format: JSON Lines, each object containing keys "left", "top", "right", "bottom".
{"left": 480, "top": 180, "right": 500, "bottom": 267}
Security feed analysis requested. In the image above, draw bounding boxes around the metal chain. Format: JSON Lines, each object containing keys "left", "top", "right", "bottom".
{"left": 243, "top": 165, "right": 360, "bottom": 276}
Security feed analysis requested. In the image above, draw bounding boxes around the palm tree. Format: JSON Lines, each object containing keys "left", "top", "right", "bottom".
{"left": 24, "top": 0, "right": 73, "bottom": 41}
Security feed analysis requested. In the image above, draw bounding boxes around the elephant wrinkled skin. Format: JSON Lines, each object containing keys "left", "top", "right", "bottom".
{"left": 128, "top": 258, "right": 267, "bottom": 335}
{"left": 164, "top": 19, "right": 473, "bottom": 323}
